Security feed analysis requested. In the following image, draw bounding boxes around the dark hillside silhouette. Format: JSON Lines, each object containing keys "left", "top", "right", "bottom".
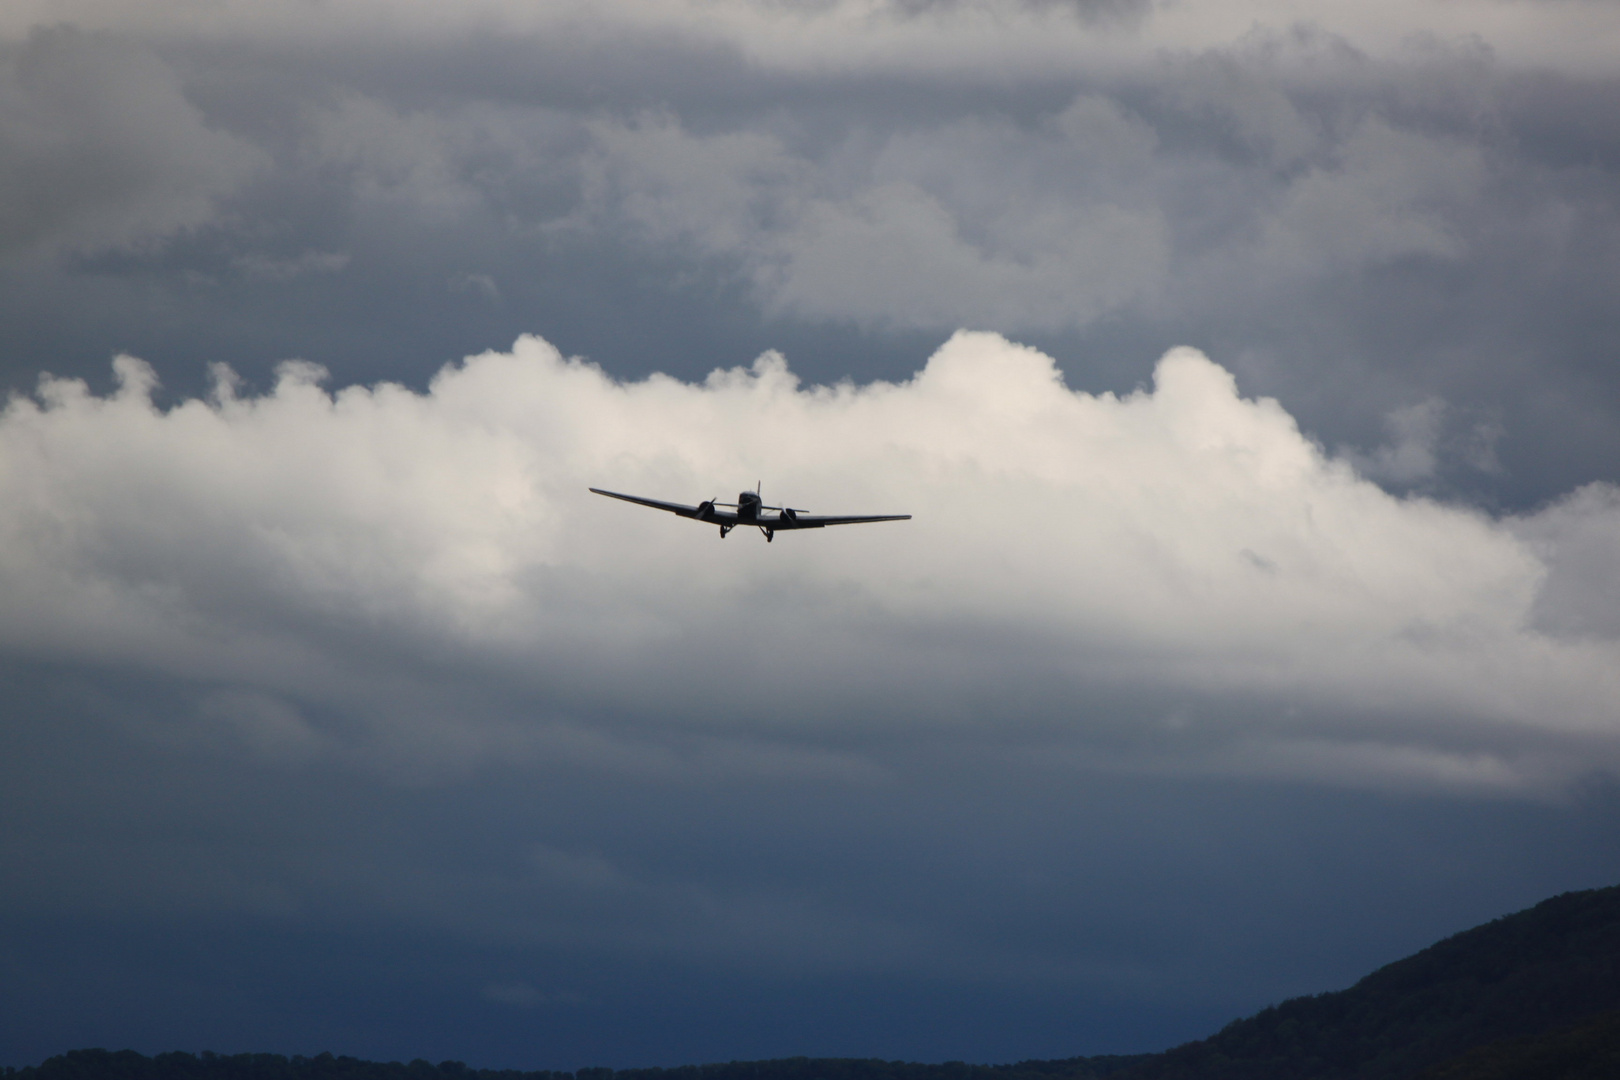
{"left": 1112, "top": 883, "right": 1620, "bottom": 1080}
{"left": 1414, "top": 1006, "right": 1620, "bottom": 1080}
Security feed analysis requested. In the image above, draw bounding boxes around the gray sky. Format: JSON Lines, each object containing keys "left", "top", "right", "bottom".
{"left": 4, "top": 0, "right": 1620, "bottom": 1071}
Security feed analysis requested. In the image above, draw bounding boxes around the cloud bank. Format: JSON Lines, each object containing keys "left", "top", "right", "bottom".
{"left": 4, "top": 332, "right": 1616, "bottom": 795}
{"left": 6, "top": 0, "right": 1620, "bottom": 77}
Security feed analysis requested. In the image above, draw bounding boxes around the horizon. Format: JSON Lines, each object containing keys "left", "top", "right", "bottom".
{"left": 12, "top": 877, "right": 1620, "bottom": 1073}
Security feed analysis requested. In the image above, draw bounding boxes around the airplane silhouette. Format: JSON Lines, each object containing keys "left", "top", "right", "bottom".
{"left": 589, "top": 485, "right": 911, "bottom": 541}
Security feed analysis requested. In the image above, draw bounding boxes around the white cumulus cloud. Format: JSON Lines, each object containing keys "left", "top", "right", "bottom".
{"left": 1, "top": 331, "right": 1617, "bottom": 792}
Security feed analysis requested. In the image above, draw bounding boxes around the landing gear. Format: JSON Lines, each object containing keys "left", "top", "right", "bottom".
{"left": 763, "top": 528, "right": 774, "bottom": 543}
{"left": 719, "top": 524, "right": 732, "bottom": 539}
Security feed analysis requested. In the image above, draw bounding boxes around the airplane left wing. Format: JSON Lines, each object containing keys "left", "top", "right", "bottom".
{"left": 588, "top": 488, "right": 734, "bottom": 521}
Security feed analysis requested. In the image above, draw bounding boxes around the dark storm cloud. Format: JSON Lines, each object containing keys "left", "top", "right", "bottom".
{"left": 2, "top": 6, "right": 1617, "bottom": 502}
{"left": 7, "top": 655, "right": 1620, "bottom": 1068}
{"left": 5, "top": 0, "right": 1620, "bottom": 1070}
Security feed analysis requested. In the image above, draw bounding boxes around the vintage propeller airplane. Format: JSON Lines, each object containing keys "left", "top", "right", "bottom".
{"left": 589, "top": 485, "right": 911, "bottom": 541}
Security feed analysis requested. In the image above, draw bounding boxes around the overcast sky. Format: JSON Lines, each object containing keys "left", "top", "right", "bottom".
{"left": 4, "top": 0, "right": 1620, "bottom": 1071}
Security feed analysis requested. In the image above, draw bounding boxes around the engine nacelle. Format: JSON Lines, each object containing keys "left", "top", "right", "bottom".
{"left": 696, "top": 500, "right": 715, "bottom": 519}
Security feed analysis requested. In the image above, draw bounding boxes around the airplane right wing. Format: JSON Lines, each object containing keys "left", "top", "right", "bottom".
{"left": 776, "top": 511, "right": 911, "bottom": 529}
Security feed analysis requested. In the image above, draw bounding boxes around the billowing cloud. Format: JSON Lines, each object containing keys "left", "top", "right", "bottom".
{"left": 1256, "top": 118, "right": 1485, "bottom": 273}
{"left": 3, "top": 332, "right": 1616, "bottom": 794}
{"left": 0, "top": 25, "right": 260, "bottom": 258}
{"left": 577, "top": 104, "right": 1169, "bottom": 330}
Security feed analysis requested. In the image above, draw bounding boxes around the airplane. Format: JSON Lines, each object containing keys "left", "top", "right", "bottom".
{"left": 589, "top": 484, "right": 911, "bottom": 541}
